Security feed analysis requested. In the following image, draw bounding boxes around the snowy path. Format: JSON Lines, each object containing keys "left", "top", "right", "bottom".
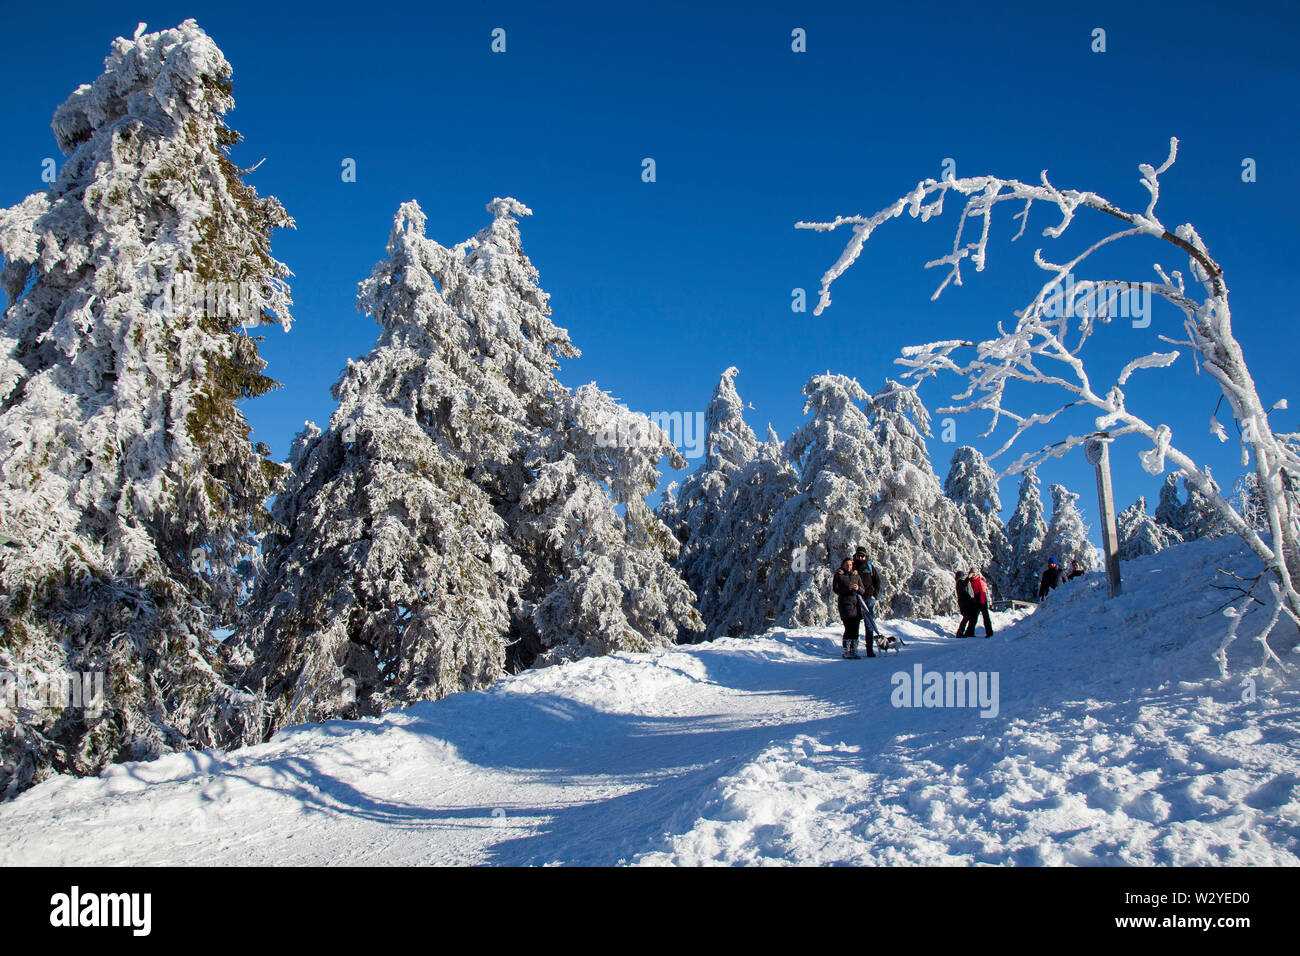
{"left": 2, "top": 537, "right": 1298, "bottom": 865}
{"left": 1, "top": 623, "right": 970, "bottom": 866}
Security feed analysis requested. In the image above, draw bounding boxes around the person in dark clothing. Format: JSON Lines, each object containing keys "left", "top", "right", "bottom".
{"left": 1067, "top": 559, "right": 1086, "bottom": 581}
{"left": 832, "top": 558, "right": 874, "bottom": 658}
{"left": 954, "top": 570, "right": 977, "bottom": 638}
{"left": 1038, "top": 557, "right": 1063, "bottom": 599}
{"left": 967, "top": 570, "right": 994, "bottom": 637}
{"left": 851, "top": 547, "right": 883, "bottom": 616}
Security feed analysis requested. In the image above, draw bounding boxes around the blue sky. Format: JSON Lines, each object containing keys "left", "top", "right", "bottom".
{"left": 2, "top": 0, "right": 1298, "bottom": 544}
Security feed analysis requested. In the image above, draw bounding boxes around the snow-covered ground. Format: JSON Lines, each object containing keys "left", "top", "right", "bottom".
{"left": 2, "top": 537, "right": 1298, "bottom": 866}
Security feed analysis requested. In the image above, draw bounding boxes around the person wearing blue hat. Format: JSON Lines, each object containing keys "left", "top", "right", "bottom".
{"left": 1038, "top": 556, "right": 1063, "bottom": 599}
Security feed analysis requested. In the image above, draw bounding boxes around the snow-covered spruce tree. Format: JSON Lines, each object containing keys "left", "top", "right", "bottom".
{"left": 943, "top": 445, "right": 1009, "bottom": 598}
{"left": 800, "top": 139, "right": 1300, "bottom": 671}
{"left": 1040, "top": 484, "right": 1098, "bottom": 573}
{"left": 865, "top": 381, "right": 984, "bottom": 616}
{"left": 656, "top": 367, "right": 759, "bottom": 640}
{"left": 448, "top": 198, "right": 701, "bottom": 666}
{"left": 759, "top": 375, "right": 884, "bottom": 627}
{"left": 1154, "top": 473, "right": 1185, "bottom": 531}
{"left": 236, "top": 199, "right": 699, "bottom": 728}
{"left": 1153, "top": 470, "right": 1232, "bottom": 542}
{"left": 1179, "top": 470, "right": 1232, "bottom": 541}
{"left": 1117, "top": 496, "right": 1183, "bottom": 562}
{"left": 1233, "top": 473, "right": 1269, "bottom": 533}
{"left": 1004, "top": 466, "right": 1048, "bottom": 601}
{"left": 232, "top": 201, "right": 521, "bottom": 729}
{"left": 697, "top": 425, "right": 799, "bottom": 638}
{"left": 0, "top": 21, "right": 290, "bottom": 797}
{"left": 761, "top": 374, "right": 979, "bottom": 625}
{"left": 521, "top": 383, "right": 703, "bottom": 665}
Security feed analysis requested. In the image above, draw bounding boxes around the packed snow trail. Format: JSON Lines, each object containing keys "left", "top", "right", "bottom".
{"left": 4, "top": 623, "right": 964, "bottom": 866}
{"left": 1, "top": 537, "right": 1297, "bottom": 865}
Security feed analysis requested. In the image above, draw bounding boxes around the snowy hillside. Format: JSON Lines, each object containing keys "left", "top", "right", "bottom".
{"left": 2, "top": 536, "right": 1297, "bottom": 866}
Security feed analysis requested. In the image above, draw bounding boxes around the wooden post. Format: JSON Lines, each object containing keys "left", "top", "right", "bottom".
{"left": 1085, "top": 434, "right": 1122, "bottom": 599}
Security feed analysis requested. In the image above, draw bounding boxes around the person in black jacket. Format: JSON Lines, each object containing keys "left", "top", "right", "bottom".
{"left": 832, "top": 558, "right": 874, "bottom": 658}
{"left": 851, "top": 547, "right": 883, "bottom": 616}
{"left": 954, "top": 570, "right": 977, "bottom": 637}
{"left": 1038, "top": 557, "right": 1063, "bottom": 599}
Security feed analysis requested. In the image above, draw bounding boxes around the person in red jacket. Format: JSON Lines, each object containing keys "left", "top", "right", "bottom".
{"left": 966, "top": 570, "right": 994, "bottom": 638}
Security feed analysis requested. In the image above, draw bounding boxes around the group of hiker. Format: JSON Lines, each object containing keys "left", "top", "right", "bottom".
{"left": 831, "top": 547, "right": 1088, "bottom": 658}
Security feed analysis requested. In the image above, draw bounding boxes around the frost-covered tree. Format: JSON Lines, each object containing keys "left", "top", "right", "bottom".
{"left": 698, "top": 426, "right": 798, "bottom": 638}
{"left": 1004, "top": 466, "right": 1048, "bottom": 601}
{"left": 236, "top": 199, "right": 699, "bottom": 730}
{"left": 1233, "top": 473, "right": 1268, "bottom": 533}
{"left": 1117, "top": 495, "right": 1183, "bottom": 562}
{"left": 1154, "top": 473, "right": 1184, "bottom": 531}
{"left": 943, "top": 446, "right": 1009, "bottom": 597}
{"left": 659, "top": 367, "right": 759, "bottom": 546}
{"left": 656, "top": 367, "right": 759, "bottom": 638}
{"left": 232, "top": 201, "right": 519, "bottom": 729}
{"left": 757, "top": 374, "right": 882, "bottom": 627}
{"left": 801, "top": 138, "right": 1300, "bottom": 671}
{"left": 520, "top": 384, "right": 703, "bottom": 665}
{"left": 449, "top": 198, "right": 702, "bottom": 666}
{"left": 1179, "top": 470, "right": 1232, "bottom": 541}
{"left": 761, "top": 374, "right": 979, "bottom": 625}
{"left": 0, "top": 21, "right": 290, "bottom": 797}
{"left": 1153, "top": 470, "right": 1232, "bottom": 542}
{"left": 866, "top": 382, "right": 984, "bottom": 616}
{"left": 1040, "top": 484, "right": 1098, "bottom": 574}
